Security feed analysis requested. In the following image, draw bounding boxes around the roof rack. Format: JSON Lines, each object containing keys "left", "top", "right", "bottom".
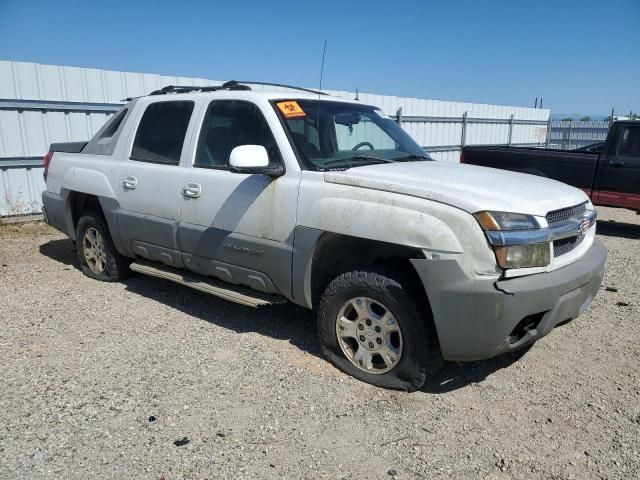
{"left": 148, "top": 81, "right": 250, "bottom": 96}
{"left": 147, "top": 80, "right": 328, "bottom": 97}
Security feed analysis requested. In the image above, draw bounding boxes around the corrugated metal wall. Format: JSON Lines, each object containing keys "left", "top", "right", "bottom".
{"left": 0, "top": 60, "right": 550, "bottom": 216}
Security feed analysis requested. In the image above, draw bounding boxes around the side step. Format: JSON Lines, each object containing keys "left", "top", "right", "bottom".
{"left": 130, "top": 260, "right": 286, "bottom": 308}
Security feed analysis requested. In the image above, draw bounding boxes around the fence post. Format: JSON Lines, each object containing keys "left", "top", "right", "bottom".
{"left": 396, "top": 107, "right": 403, "bottom": 126}
{"left": 461, "top": 111, "right": 468, "bottom": 149}
{"left": 546, "top": 117, "right": 552, "bottom": 147}
{"left": 507, "top": 114, "right": 514, "bottom": 146}
{"left": 567, "top": 120, "right": 573, "bottom": 150}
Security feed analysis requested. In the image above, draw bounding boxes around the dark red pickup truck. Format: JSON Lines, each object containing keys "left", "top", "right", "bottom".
{"left": 461, "top": 121, "right": 640, "bottom": 212}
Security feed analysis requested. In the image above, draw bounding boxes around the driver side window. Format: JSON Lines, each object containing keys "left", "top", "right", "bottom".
{"left": 194, "top": 100, "right": 282, "bottom": 169}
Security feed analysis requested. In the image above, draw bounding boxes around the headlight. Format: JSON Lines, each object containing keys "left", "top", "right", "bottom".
{"left": 473, "top": 211, "right": 539, "bottom": 231}
{"left": 474, "top": 211, "right": 550, "bottom": 269}
{"left": 494, "top": 243, "right": 550, "bottom": 269}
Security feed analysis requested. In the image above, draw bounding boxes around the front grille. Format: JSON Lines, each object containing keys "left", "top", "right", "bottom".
{"left": 546, "top": 202, "right": 587, "bottom": 226}
{"left": 553, "top": 235, "right": 585, "bottom": 258}
{"left": 546, "top": 202, "right": 591, "bottom": 258}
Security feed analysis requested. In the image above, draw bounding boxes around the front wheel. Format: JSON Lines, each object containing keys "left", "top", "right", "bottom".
{"left": 317, "top": 269, "right": 442, "bottom": 391}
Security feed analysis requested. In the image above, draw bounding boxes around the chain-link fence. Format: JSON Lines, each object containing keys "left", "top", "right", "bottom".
{"left": 548, "top": 120, "right": 610, "bottom": 150}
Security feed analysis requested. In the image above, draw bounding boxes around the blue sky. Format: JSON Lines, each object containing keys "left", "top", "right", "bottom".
{"left": 0, "top": 0, "right": 638, "bottom": 115}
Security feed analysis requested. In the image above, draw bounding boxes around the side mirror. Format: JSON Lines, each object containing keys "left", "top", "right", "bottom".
{"left": 228, "top": 145, "right": 284, "bottom": 176}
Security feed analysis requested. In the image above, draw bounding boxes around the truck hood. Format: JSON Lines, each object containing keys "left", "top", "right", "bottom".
{"left": 323, "top": 161, "right": 588, "bottom": 217}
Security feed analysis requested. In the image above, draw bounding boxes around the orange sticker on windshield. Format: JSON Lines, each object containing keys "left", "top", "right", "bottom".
{"left": 277, "top": 101, "right": 306, "bottom": 118}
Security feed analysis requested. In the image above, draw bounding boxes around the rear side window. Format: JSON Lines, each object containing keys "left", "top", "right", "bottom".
{"left": 100, "top": 108, "right": 128, "bottom": 139}
{"left": 131, "top": 101, "right": 194, "bottom": 165}
{"left": 618, "top": 127, "right": 640, "bottom": 158}
{"left": 83, "top": 107, "right": 131, "bottom": 156}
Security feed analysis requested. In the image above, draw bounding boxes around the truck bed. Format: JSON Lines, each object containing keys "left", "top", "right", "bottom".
{"left": 461, "top": 145, "right": 597, "bottom": 194}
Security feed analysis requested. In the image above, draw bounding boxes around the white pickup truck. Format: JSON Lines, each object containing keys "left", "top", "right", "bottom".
{"left": 42, "top": 82, "right": 606, "bottom": 391}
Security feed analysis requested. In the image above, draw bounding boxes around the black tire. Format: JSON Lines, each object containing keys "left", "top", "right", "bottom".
{"left": 317, "top": 268, "right": 443, "bottom": 392}
{"left": 75, "top": 212, "right": 131, "bottom": 282}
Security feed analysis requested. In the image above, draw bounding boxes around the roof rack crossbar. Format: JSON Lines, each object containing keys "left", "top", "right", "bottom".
{"left": 148, "top": 82, "right": 252, "bottom": 96}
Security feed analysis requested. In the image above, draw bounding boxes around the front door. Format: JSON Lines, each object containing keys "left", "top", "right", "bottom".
{"left": 178, "top": 99, "right": 299, "bottom": 296}
{"left": 595, "top": 124, "right": 640, "bottom": 209}
{"left": 116, "top": 100, "right": 196, "bottom": 267}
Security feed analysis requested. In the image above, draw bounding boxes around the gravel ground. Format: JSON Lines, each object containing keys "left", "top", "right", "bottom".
{"left": 0, "top": 206, "right": 638, "bottom": 479}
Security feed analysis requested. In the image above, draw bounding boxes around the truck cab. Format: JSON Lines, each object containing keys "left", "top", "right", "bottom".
{"left": 592, "top": 121, "right": 640, "bottom": 210}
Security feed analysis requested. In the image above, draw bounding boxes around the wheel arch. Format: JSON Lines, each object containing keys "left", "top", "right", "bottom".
{"left": 293, "top": 229, "right": 433, "bottom": 316}
{"left": 65, "top": 191, "right": 125, "bottom": 255}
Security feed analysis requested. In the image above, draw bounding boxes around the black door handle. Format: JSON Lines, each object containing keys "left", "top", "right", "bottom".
{"left": 609, "top": 160, "right": 625, "bottom": 167}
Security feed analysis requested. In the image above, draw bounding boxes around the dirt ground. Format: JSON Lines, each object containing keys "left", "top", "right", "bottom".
{"left": 0, "top": 206, "right": 638, "bottom": 479}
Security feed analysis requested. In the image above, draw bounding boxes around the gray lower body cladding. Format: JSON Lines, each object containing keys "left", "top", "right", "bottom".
{"left": 42, "top": 190, "right": 126, "bottom": 253}
{"left": 42, "top": 191, "right": 68, "bottom": 235}
{"left": 412, "top": 239, "right": 607, "bottom": 361}
{"left": 116, "top": 214, "right": 296, "bottom": 299}
{"left": 177, "top": 223, "right": 294, "bottom": 298}
{"left": 41, "top": 190, "right": 311, "bottom": 303}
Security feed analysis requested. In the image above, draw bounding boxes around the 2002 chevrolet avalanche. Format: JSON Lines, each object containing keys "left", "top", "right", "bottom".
{"left": 41, "top": 82, "right": 606, "bottom": 391}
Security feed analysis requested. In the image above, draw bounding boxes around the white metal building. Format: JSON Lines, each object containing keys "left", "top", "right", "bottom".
{"left": 0, "top": 60, "right": 550, "bottom": 217}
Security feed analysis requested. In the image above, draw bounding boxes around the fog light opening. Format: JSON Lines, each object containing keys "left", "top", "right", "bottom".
{"left": 508, "top": 312, "right": 546, "bottom": 345}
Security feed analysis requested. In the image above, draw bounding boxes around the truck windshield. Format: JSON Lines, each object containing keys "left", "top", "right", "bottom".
{"left": 273, "top": 99, "right": 431, "bottom": 170}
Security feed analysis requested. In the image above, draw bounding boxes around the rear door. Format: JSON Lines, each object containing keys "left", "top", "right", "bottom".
{"left": 177, "top": 99, "right": 299, "bottom": 296}
{"left": 595, "top": 124, "right": 640, "bottom": 209}
{"left": 116, "top": 100, "right": 197, "bottom": 267}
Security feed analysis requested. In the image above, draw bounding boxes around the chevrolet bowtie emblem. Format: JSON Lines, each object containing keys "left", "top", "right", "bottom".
{"left": 578, "top": 219, "right": 591, "bottom": 236}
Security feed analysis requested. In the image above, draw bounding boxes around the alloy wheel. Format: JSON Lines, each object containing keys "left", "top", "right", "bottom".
{"left": 335, "top": 296, "right": 403, "bottom": 374}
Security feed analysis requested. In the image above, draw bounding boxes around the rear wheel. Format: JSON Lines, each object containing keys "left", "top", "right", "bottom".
{"left": 76, "top": 213, "right": 130, "bottom": 281}
{"left": 317, "top": 269, "right": 442, "bottom": 391}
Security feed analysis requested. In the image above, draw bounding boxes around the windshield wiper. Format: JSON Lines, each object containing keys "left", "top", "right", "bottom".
{"left": 320, "top": 154, "right": 396, "bottom": 167}
{"left": 392, "top": 154, "right": 432, "bottom": 161}
{"left": 348, "top": 154, "right": 396, "bottom": 163}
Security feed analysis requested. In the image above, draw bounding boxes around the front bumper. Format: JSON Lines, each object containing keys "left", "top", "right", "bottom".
{"left": 411, "top": 239, "right": 607, "bottom": 361}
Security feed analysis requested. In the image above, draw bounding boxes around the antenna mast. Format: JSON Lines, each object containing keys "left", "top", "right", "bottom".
{"left": 319, "top": 40, "right": 327, "bottom": 93}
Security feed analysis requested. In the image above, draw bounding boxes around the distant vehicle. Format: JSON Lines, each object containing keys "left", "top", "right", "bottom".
{"left": 573, "top": 142, "right": 604, "bottom": 154}
{"left": 461, "top": 121, "right": 640, "bottom": 212}
{"left": 41, "top": 82, "right": 605, "bottom": 391}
